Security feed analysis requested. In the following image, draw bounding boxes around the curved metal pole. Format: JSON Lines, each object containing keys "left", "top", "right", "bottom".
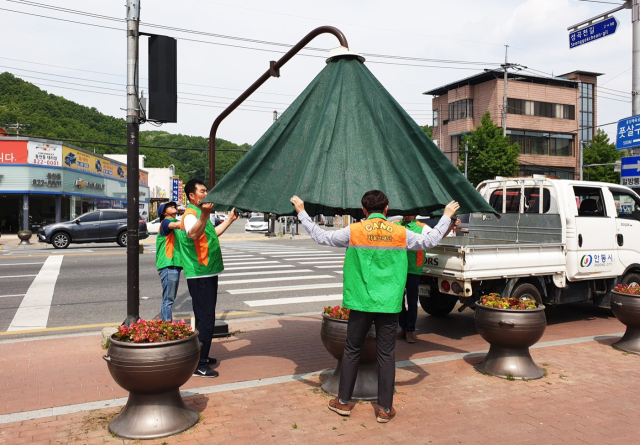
{"left": 208, "top": 26, "right": 349, "bottom": 189}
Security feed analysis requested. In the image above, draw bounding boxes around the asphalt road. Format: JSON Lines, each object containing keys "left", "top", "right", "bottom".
{"left": 0, "top": 221, "right": 349, "bottom": 338}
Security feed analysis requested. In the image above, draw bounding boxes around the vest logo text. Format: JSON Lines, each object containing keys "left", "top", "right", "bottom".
{"left": 364, "top": 221, "right": 393, "bottom": 233}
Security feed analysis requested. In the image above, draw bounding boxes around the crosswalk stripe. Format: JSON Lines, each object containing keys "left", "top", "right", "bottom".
{"left": 222, "top": 260, "right": 278, "bottom": 266}
{"left": 244, "top": 294, "right": 343, "bottom": 307}
{"left": 297, "top": 261, "right": 344, "bottom": 265}
{"left": 220, "top": 275, "right": 334, "bottom": 285}
{"left": 221, "top": 269, "right": 313, "bottom": 277}
{"left": 315, "top": 265, "right": 345, "bottom": 269}
{"left": 8, "top": 255, "right": 64, "bottom": 331}
{"left": 270, "top": 253, "right": 344, "bottom": 258}
{"left": 224, "top": 265, "right": 294, "bottom": 271}
{"left": 221, "top": 255, "right": 257, "bottom": 259}
{"left": 334, "top": 271, "right": 343, "bottom": 274}
{"left": 284, "top": 256, "right": 344, "bottom": 261}
{"left": 226, "top": 283, "right": 343, "bottom": 295}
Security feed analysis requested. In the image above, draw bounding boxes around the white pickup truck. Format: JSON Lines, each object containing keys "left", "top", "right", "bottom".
{"left": 419, "top": 176, "right": 640, "bottom": 317}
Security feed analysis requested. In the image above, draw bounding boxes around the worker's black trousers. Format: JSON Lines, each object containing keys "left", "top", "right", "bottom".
{"left": 187, "top": 276, "right": 218, "bottom": 365}
{"left": 338, "top": 310, "right": 398, "bottom": 408}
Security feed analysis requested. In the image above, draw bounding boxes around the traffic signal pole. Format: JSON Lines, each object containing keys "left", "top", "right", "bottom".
{"left": 125, "top": 0, "right": 141, "bottom": 326}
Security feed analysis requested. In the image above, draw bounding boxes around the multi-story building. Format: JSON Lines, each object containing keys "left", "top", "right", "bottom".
{"left": 424, "top": 70, "right": 600, "bottom": 180}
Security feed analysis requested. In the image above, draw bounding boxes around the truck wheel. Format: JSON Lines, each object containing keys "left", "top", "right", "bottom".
{"left": 620, "top": 272, "right": 640, "bottom": 287}
{"left": 117, "top": 231, "right": 127, "bottom": 247}
{"left": 52, "top": 232, "right": 70, "bottom": 249}
{"left": 419, "top": 293, "right": 458, "bottom": 317}
{"left": 511, "top": 282, "right": 542, "bottom": 305}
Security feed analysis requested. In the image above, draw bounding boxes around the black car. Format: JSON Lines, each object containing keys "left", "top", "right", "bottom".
{"left": 38, "top": 209, "right": 149, "bottom": 249}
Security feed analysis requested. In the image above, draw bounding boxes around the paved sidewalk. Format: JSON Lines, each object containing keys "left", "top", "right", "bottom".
{"left": 0, "top": 305, "right": 639, "bottom": 444}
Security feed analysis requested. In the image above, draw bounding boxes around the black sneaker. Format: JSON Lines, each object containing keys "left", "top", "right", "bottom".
{"left": 206, "top": 357, "right": 217, "bottom": 365}
{"left": 193, "top": 365, "right": 219, "bottom": 378}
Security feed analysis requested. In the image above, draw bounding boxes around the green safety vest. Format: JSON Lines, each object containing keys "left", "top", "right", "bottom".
{"left": 397, "top": 219, "right": 427, "bottom": 276}
{"left": 343, "top": 213, "right": 408, "bottom": 313}
{"left": 179, "top": 204, "right": 224, "bottom": 278}
{"left": 155, "top": 217, "right": 182, "bottom": 270}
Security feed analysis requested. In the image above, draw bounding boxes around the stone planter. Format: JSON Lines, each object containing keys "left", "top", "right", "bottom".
{"left": 611, "top": 290, "right": 640, "bottom": 354}
{"left": 17, "top": 231, "right": 32, "bottom": 245}
{"left": 103, "top": 332, "right": 201, "bottom": 439}
{"left": 320, "top": 313, "right": 378, "bottom": 401}
{"left": 474, "top": 303, "right": 547, "bottom": 380}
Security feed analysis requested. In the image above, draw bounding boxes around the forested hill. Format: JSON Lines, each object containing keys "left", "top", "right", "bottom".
{"left": 0, "top": 72, "right": 249, "bottom": 182}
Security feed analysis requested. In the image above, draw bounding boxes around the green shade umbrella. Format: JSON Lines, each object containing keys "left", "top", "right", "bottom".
{"left": 203, "top": 56, "right": 497, "bottom": 218}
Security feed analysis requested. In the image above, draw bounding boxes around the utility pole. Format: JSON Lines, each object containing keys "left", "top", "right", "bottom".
{"left": 633, "top": 0, "right": 640, "bottom": 117}
{"left": 501, "top": 45, "right": 509, "bottom": 137}
{"left": 5, "top": 122, "right": 29, "bottom": 135}
{"left": 464, "top": 140, "right": 469, "bottom": 179}
{"left": 125, "top": 0, "right": 141, "bottom": 326}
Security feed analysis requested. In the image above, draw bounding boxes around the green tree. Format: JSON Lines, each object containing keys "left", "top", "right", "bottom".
{"left": 459, "top": 112, "right": 520, "bottom": 185}
{"left": 421, "top": 125, "right": 433, "bottom": 139}
{"left": 582, "top": 129, "right": 623, "bottom": 183}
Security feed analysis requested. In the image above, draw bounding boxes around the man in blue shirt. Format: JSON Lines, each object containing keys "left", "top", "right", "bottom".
{"left": 156, "top": 202, "right": 182, "bottom": 322}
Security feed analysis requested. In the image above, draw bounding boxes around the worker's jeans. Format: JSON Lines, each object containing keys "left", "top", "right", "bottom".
{"left": 399, "top": 274, "right": 421, "bottom": 332}
{"left": 338, "top": 310, "right": 398, "bottom": 409}
{"left": 159, "top": 266, "right": 181, "bottom": 322}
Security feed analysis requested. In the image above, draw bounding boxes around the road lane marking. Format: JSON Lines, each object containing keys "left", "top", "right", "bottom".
{"left": 0, "top": 262, "right": 45, "bottom": 266}
{"left": 315, "top": 265, "right": 345, "bottom": 268}
{"left": 221, "top": 255, "right": 258, "bottom": 259}
{"left": 226, "top": 283, "right": 343, "bottom": 295}
{"left": 283, "top": 256, "right": 344, "bottom": 261}
{"left": 7, "top": 255, "right": 64, "bottom": 332}
{"left": 244, "top": 294, "right": 343, "bottom": 307}
{"left": 221, "top": 269, "right": 313, "bottom": 277}
{"left": 334, "top": 271, "right": 343, "bottom": 274}
{"left": 0, "top": 274, "right": 38, "bottom": 278}
{"left": 220, "top": 275, "right": 334, "bottom": 285}
{"left": 272, "top": 253, "right": 344, "bottom": 258}
{"left": 224, "top": 265, "right": 294, "bottom": 271}
{"left": 0, "top": 294, "right": 25, "bottom": 298}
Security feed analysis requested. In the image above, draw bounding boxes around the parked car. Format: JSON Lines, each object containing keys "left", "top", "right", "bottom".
{"left": 38, "top": 209, "right": 149, "bottom": 249}
{"left": 245, "top": 216, "right": 269, "bottom": 232}
{"left": 214, "top": 212, "right": 228, "bottom": 222}
{"left": 209, "top": 215, "right": 223, "bottom": 226}
{"left": 147, "top": 217, "right": 162, "bottom": 234}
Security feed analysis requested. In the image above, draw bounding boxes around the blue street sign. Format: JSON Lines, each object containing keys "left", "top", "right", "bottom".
{"left": 616, "top": 115, "right": 640, "bottom": 150}
{"left": 569, "top": 17, "right": 618, "bottom": 49}
{"left": 621, "top": 156, "right": 640, "bottom": 187}
{"left": 171, "top": 178, "right": 180, "bottom": 201}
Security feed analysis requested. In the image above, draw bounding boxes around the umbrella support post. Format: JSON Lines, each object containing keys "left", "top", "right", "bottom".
{"left": 208, "top": 26, "right": 349, "bottom": 190}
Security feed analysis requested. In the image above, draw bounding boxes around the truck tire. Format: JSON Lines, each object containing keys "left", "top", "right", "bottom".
{"left": 52, "top": 232, "right": 70, "bottom": 249}
{"left": 510, "top": 282, "right": 542, "bottom": 305}
{"left": 620, "top": 272, "right": 640, "bottom": 287}
{"left": 117, "top": 231, "right": 127, "bottom": 247}
{"left": 419, "top": 293, "right": 458, "bottom": 317}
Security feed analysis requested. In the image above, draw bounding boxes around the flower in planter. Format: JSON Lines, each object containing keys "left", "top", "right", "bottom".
{"left": 478, "top": 293, "right": 538, "bottom": 310}
{"left": 113, "top": 318, "right": 193, "bottom": 343}
{"left": 613, "top": 284, "right": 640, "bottom": 295}
{"left": 324, "top": 305, "right": 350, "bottom": 320}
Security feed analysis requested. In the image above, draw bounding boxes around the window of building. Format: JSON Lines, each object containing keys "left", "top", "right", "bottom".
{"left": 509, "top": 131, "right": 574, "bottom": 157}
{"left": 507, "top": 98, "right": 575, "bottom": 120}
{"left": 448, "top": 99, "right": 473, "bottom": 121}
{"left": 433, "top": 109, "right": 438, "bottom": 128}
{"left": 580, "top": 83, "right": 594, "bottom": 143}
{"left": 574, "top": 186, "right": 606, "bottom": 217}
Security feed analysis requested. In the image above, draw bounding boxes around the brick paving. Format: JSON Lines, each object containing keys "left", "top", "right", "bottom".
{"left": 1, "top": 304, "right": 639, "bottom": 444}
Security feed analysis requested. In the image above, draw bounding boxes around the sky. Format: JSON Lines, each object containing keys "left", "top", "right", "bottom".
{"left": 0, "top": 0, "right": 633, "bottom": 146}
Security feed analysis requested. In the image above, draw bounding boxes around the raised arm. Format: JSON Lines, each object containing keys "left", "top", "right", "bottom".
{"left": 291, "top": 196, "right": 350, "bottom": 248}
{"left": 406, "top": 201, "right": 460, "bottom": 250}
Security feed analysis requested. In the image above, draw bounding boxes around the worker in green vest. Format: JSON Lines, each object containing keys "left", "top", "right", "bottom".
{"left": 181, "top": 179, "right": 239, "bottom": 378}
{"left": 291, "top": 191, "right": 459, "bottom": 424}
{"left": 396, "top": 216, "right": 460, "bottom": 343}
{"left": 156, "top": 201, "right": 182, "bottom": 322}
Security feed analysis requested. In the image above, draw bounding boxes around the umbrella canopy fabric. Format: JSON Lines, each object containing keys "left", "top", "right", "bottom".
{"left": 203, "top": 56, "right": 497, "bottom": 218}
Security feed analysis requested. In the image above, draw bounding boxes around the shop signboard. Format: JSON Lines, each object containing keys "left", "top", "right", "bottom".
{"left": 28, "top": 141, "right": 63, "bottom": 166}
{"left": 178, "top": 180, "right": 184, "bottom": 204}
{"left": 0, "top": 140, "right": 28, "bottom": 164}
{"left": 171, "top": 177, "right": 179, "bottom": 201}
{"left": 62, "top": 146, "right": 148, "bottom": 186}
